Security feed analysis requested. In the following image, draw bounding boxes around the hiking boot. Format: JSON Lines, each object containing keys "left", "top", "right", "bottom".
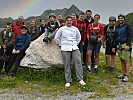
{"left": 43, "top": 37, "right": 48, "bottom": 42}
{"left": 65, "top": 83, "right": 70, "bottom": 87}
{"left": 110, "top": 67, "right": 114, "bottom": 74}
{"left": 79, "top": 80, "right": 86, "bottom": 86}
{"left": 82, "top": 64, "right": 87, "bottom": 67}
{"left": 122, "top": 76, "right": 129, "bottom": 82}
{"left": 85, "top": 68, "right": 91, "bottom": 74}
{"left": 1, "top": 72, "right": 7, "bottom": 80}
{"left": 106, "top": 67, "right": 110, "bottom": 74}
{"left": 116, "top": 74, "right": 124, "bottom": 79}
{"left": 94, "top": 68, "right": 98, "bottom": 75}
{"left": 11, "top": 73, "right": 16, "bottom": 77}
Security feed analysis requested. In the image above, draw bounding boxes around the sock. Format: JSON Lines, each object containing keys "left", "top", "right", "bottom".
{"left": 88, "top": 65, "right": 91, "bottom": 70}
{"left": 94, "top": 65, "right": 98, "bottom": 69}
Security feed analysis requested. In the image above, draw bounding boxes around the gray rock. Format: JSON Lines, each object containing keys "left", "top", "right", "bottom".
{"left": 20, "top": 34, "right": 63, "bottom": 69}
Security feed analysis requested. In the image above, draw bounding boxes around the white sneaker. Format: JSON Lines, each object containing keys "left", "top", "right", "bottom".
{"left": 65, "top": 83, "right": 70, "bottom": 87}
{"left": 79, "top": 80, "right": 86, "bottom": 85}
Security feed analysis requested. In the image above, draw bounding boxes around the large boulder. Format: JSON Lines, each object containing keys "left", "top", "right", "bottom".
{"left": 20, "top": 34, "right": 64, "bottom": 69}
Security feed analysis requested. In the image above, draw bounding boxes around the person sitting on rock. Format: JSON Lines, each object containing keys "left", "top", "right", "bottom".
{"left": 1, "top": 25, "right": 30, "bottom": 79}
{"left": 0, "top": 23, "right": 14, "bottom": 74}
{"left": 29, "top": 20, "right": 39, "bottom": 42}
{"left": 43, "top": 13, "right": 59, "bottom": 42}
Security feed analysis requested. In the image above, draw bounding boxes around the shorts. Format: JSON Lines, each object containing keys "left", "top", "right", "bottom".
{"left": 105, "top": 43, "right": 117, "bottom": 55}
{"left": 87, "top": 41, "right": 102, "bottom": 52}
{"left": 117, "top": 43, "right": 130, "bottom": 60}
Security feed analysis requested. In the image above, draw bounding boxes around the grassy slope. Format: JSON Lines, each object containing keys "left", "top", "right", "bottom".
{"left": 0, "top": 53, "right": 132, "bottom": 99}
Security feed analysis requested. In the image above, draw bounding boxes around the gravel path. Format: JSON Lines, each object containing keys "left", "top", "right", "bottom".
{"left": 0, "top": 81, "right": 132, "bottom": 100}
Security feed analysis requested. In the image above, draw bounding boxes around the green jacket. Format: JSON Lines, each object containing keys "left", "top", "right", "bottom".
{"left": 0, "top": 29, "right": 14, "bottom": 47}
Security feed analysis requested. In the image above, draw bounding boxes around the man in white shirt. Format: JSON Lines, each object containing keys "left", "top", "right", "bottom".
{"left": 55, "top": 16, "right": 86, "bottom": 87}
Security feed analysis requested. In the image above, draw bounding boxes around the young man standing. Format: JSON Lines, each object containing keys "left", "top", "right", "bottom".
{"left": 115, "top": 14, "right": 133, "bottom": 82}
{"left": 103, "top": 16, "right": 117, "bottom": 74}
{"left": 1, "top": 25, "right": 30, "bottom": 78}
{"left": 57, "top": 14, "right": 63, "bottom": 26}
{"left": 72, "top": 12, "right": 86, "bottom": 52}
{"left": 55, "top": 16, "right": 86, "bottom": 87}
{"left": 0, "top": 23, "right": 14, "bottom": 73}
{"left": 84, "top": 10, "right": 94, "bottom": 68}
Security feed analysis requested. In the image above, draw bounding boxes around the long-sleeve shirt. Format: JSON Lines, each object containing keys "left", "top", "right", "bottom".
{"left": 54, "top": 26, "right": 81, "bottom": 51}
{"left": 29, "top": 27, "right": 40, "bottom": 41}
{"left": 0, "top": 30, "right": 14, "bottom": 47}
{"left": 72, "top": 19, "right": 86, "bottom": 43}
{"left": 13, "top": 33, "right": 30, "bottom": 52}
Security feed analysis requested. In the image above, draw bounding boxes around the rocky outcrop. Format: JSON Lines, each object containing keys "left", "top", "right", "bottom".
{"left": 20, "top": 34, "right": 64, "bottom": 69}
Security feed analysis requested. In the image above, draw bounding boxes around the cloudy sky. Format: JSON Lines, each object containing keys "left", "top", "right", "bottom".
{"left": 0, "top": 0, "right": 133, "bottom": 24}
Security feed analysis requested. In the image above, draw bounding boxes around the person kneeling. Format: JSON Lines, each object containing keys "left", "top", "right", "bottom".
{"left": 55, "top": 16, "right": 86, "bottom": 88}
{"left": 1, "top": 25, "right": 30, "bottom": 79}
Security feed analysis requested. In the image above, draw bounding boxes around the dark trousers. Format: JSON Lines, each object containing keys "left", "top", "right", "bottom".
{"left": 5, "top": 51, "right": 25, "bottom": 74}
{"left": 0, "top": 46, "right": 13, "bottom": 72}
{"left": 78, "top": 41, "right": 83, "bottom": 53}
{"left": 83, "top": 40, "right": 95, "bottom": 65}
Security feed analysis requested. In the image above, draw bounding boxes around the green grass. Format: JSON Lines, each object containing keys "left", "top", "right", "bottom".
{"left": 0, "top": 53, "right": 133, "bottom": 98}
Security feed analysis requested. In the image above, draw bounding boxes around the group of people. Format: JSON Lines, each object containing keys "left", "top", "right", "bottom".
{"left": 0, "top": 9, "right": 132, "bottom": 88}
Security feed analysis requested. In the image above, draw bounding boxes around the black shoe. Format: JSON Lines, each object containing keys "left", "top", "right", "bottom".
{"left": 82, "top": 64, "right": 87, "bottom": 67}
{"left": 106, "top": 66, "right": 110, "bottom": 74}
{"left": 85, "top": 68, "right": 91, "bottom": 74}
{"left": 94, "top": 68, "right": 98, "bottom": 75}
{"left": 43, "top": 37, "right": 48, "bottom": 42}
{"left": 110, "top": 67, "right": 114, "bottom": 74}
{"left": 11, "top": 73, "right": 16, "bottom": 77}
{"left": 1, "top": 73, "right": 7, "bottom": 79}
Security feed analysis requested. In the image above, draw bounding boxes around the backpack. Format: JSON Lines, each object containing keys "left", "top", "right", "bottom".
{"left": 106, "top": 25, "right": 116, "bottom": 44}
{"left": 2, "top": 30, "right": 12, "bottom": 45}
{"left": 89, "top": 23, "right": 100, "bottom": 43}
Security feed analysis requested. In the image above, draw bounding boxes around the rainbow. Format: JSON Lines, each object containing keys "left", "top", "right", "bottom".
{"left": 9, "top": 0, "right": 55, "bottom": 19}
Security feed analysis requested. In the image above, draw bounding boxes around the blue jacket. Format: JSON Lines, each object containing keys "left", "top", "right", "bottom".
{"left": 13, "top": 33, "right": 31, "bottom": 52}
{"left": 116, "top": 23, "right": 133, "bottom": 46}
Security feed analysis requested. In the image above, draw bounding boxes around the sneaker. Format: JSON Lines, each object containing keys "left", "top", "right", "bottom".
{"left": 122, "top": 76, "right": 129, "bottom": 82}
{"left": 65, "top": 83, "right": 70, "bottom": 87}
{"left": 106, "top": 67, "right": 110, "bottom": 73}
{"left": 94, "top": 68, "right": 98, "bottom": 75}
{"left": 79, "top": 80, "right": 86, "bottom": 86}
{"left": 1, "top": 73, "right": 7, "bottom": 79}
{"left": 11, "top": 73, "right": 16, "bottom": 77}
{"left": 116, "top": 74, "right": 124, "bottom": 79}
{"left": 85, "top": 68, "right": 91, "bottom": 74}
{"left": 110, "top": 67, "right": 114, "bottom": 74}
{"left": 82, "top": 64, "right": 87, "bottom": 67}
{"left": 43, "top": 37, "right": 48, "bottom": 42}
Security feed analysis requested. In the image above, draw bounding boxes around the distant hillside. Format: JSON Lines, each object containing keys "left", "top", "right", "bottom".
{"left": 0, "top": 5, "right": 83, "bottom": 28}
{"left": 125, "top": 12, "right": 133, "bottom": 26}
{"left": 0, "top": 17, "right": 13, "bottom": 21}
{"left": 41, "top": 5, "right": 82, "bottom": 18}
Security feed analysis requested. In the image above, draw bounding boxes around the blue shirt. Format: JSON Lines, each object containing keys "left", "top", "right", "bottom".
{"left": 13, "top": 33, "right": 31, "bottom": 52}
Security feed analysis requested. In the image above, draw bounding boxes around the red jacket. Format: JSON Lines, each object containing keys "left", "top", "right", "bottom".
{"left": 12, "top": 21, "right": 25, "bottom": 43}
{"left": 72, "top": 19, "right": 86, "bottom": 43}
{"left": 87, "top": 23, "right": 104, "bottom": 38}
